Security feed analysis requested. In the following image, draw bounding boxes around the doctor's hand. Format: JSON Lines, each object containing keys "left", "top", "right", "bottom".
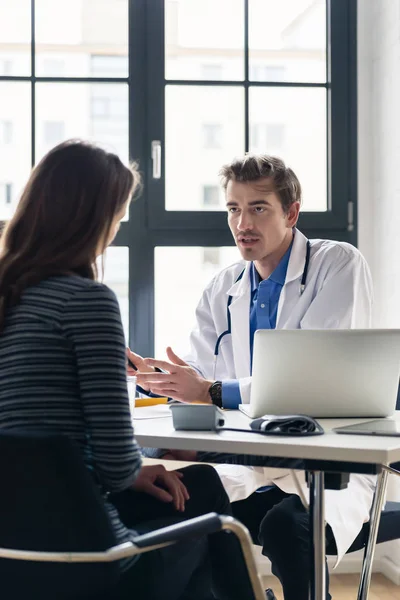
{"left": 135, "top": 347, "right": 213, "bottom": 404}
{"left": 126, "top": 348, "right": 155, "bottom": 391}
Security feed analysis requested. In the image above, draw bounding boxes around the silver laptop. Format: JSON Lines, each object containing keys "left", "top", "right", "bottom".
{"left": 239, "top": 330, "right": 400, "bottom": 419}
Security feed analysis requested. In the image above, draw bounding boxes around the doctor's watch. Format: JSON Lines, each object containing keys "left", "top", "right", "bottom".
{"left": 208, "top": 381, "right": 222, "bottom": 408}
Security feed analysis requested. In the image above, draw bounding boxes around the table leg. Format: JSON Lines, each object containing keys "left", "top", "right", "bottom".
{"left": 309, "top": 471, "right": 325, "bottom": 600}
{"left": 357, "top": 469, "right": 388, "bottom": 600}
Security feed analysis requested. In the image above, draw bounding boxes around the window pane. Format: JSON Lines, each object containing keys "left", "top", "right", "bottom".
{"left": 165, "top": 0, "right": 244, "bottom": 81}
{"left": 165, "top": 86, "right": 245, "bottom": 210}
{"left": 249, "top": 0, "right": 326, "bottom": 83}
{"left": 35, "top": 0, "right": 128, "bottom": 78}
{"left": 0, "top": 0, "right": 31, "bottom": 76}
{"left": 35, "top": 82, "right": 129, "bottom": 163}
{"left": 102, "top": 246, "right": 129, "bottom": 339}
{"left": 0, "top": 83, "right": 31, "bottom": 220}
{"left": 249, "top": 87, "right": 327, "bottom": 211}
{"left": 155, "top": 246, "right": 240, "bottom": 357}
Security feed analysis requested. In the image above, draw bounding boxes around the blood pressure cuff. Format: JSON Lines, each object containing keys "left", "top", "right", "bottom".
{"left": 250, "top": 414, "right": 324, "bottom": 436}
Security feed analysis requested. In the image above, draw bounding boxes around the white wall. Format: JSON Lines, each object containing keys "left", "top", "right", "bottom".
{"left": 358, "top": 0, "right": 400, "bottom": 583}
{"left": 358, "top": 0, "right": 400, "bottom": 330}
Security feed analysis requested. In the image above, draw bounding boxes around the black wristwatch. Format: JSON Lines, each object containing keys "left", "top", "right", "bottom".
{"left": 208, "top": 381, "right": 223, "bottom": 408}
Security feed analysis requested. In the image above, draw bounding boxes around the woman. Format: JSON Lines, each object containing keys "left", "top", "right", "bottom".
{"left": 0, "top": 140, "right": 256, "bottom": 600}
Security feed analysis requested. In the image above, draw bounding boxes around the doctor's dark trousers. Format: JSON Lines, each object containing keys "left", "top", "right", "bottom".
{"left": 198, "top": 452, "right": 337, "bottom": 600}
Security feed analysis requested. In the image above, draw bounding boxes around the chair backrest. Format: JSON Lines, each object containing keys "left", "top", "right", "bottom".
{"left": 0, "top": 430, "right": 119, "bottom": 600}
{"left": 390, "top": 380, "right": 400, "bottom": 470}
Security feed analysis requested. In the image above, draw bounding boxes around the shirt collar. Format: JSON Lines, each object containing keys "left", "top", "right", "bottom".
{"left": 250, "top": 241, "right": 293, "bottom": 291}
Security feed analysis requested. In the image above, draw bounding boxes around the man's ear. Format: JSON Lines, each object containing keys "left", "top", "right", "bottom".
{"left": 286, "top": 201, "right": 300, "bottom": 228}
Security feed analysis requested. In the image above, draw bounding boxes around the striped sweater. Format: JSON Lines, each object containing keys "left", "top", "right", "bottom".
{"left": 0, "top": 275, "right": 142, "bottom": 570}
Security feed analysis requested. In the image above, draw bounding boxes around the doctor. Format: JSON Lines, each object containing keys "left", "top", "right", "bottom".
{"left": 133, "top": 154, "right": 374, "bottom": 600}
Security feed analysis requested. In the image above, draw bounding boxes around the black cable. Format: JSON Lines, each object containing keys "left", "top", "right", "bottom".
{"left": 216, "top": 427, "right": 324, "bottom": 437}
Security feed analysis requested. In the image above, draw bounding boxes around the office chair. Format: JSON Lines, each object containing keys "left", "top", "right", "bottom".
{"left": 346, "top": 380, "right": 400, "bottom": 600}
{"left": 0, "top": 430, "right": 266, "bottom": 600}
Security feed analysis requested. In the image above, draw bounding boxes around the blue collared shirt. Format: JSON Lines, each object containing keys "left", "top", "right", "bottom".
{"left": 222, "top": 244, "right": 292, "bottom": 409}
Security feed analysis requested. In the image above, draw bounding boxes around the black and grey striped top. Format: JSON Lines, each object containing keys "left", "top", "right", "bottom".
{"left": 0, "top": 274, "right": 142, "bottom": 570}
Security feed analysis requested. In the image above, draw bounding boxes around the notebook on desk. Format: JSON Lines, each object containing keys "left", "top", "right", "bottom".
{"left": 239, "top": 329, "right": 400, "bottom": 419}
{"left": 334, "top": 419, "right": 400, "bottom": 437}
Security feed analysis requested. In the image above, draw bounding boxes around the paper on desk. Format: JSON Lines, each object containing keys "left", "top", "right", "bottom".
{"left": 133, "top": 405, "right": 172, "bottom": 420}
{"left": 214, "top": 465, "right": 292, "bottom": 503}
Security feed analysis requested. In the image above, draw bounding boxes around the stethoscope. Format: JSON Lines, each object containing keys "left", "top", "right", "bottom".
{"left": 212, "top": 239, "right": 311, "bottom": 379}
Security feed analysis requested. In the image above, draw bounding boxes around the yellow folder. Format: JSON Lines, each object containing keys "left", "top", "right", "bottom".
{"left": 135, "top": 397, "right": 169, "bottom": 407}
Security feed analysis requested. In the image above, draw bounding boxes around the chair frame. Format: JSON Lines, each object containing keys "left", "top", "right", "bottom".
{"left": 0, "top": 513, "right": 266, "bottom": 600}
{"left": 357, "top": 465, "right": 400, "bottom": 600}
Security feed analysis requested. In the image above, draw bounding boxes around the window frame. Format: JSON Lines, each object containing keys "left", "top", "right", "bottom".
{"left": 143, "top": 0, "right": 357, "bottom": 235}
{"left": 122, "top": 0, "right": 357, "bottom": 356}
{"left": 0, "top": 0, "right": 357, "bottom": 358}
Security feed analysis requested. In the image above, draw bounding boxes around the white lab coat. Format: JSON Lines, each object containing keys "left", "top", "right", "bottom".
{"left": 185, "top": 229, "right": 375, "bottom": 565}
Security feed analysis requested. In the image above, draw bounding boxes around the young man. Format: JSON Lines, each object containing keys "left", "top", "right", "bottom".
{"left": 132, "top": 155, "right": 375, "bottom": 600}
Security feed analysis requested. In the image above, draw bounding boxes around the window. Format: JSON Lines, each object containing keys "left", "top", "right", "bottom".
{"left": 35, "top": 0, "right": 128, "bottom": 78}
{"left": 202, "top": 123, "right": 223, "bottom": 149}
{"left": 202, "top": 185, "right": 220, "bottom": 207}
{"left": 43, "top": 121, "right": 65, "bottom": 145}
{"left": 203, "top": 247, "right": 221, "bottom": 266}
{"left": 41, "top": 59, "right": 65, "bottom": 76}
{"left": 165, "top": 0, "right": 244, "bottom": 81}
{"left": 0, "top": 60, "right": 12, "bottom": 75}
{"left": 166, "top": 86, "right": 243, "bottom": 210}
{"left": 0, "top": 183, "right": 12, "bottom": 205}
{"left": 91, "top": 55, "right": 128, "bottom": 77}
{"left": 0, "top": 0, "right": 31, "bottom": 76}
{"left": 0, "top": 1, "right": 357, "bottom": 357}
{"left": 91, "top": 97, "right": 110, "bottom": 118}
{"left": 201, "top": 64, "right": 223, "bottom": 80}
{"left": 266, "top": 124, "right": 285, "bottom": 149}
{"left": 0, "top": 121, "right": 13, "bottom": 144}
{"left": 5, "top": 183, "right": 12, "bottom": 204}
{"left": 251, "top": 123, "right": 285, "bottom": 155}
{"left": 0, "top": 82, "right": 31, "bottom": 222}
{"left": 249, "top": 65, "right": 286, "bottom": 82}
{"left": 102, "top": 247, "right": 129, "bottom": 338}
{"left": 90, "top": 85, "right": 129, "bottom": 162}
{"left": 155, "top": 246, "right": 239, "bottom": 357}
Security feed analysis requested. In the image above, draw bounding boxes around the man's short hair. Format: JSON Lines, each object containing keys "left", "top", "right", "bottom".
{"left": 219, "top": 154, "right": 302, "bottom": 213}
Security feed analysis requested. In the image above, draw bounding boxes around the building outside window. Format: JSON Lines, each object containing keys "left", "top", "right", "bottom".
{"left": 202, "top": 123, "right": 223, "bottom": 149}
{"left": 0, "top": 121, "right": 13, "bottom": 144}
{"left": 202, "top": 185, "right": 220, "bottom": 207}
{"left": 0, "top": 182, "right": 13, "bottom": 205}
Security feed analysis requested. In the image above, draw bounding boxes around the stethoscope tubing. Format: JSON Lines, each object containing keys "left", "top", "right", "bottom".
{"left": 213, "top": 239, "right": 311, "bottom": 370}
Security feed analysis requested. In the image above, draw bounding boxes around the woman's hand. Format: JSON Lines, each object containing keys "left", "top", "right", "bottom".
{"left": 132, "top": 465, "right": 190, "bottom": 512}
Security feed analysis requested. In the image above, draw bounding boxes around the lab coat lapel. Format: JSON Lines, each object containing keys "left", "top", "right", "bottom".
{"left": 276, "top": 229, "right": 308, "bottom": 328}
{"left": 226, "top": 262, "right": 252, "bottom": 379}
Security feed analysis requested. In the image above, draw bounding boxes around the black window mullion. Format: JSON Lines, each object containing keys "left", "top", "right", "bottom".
{"left": 124, "top": 0, "right": 155, "bottom": 356}
{"left": 326, "top": 0, "right": 355, "bottom": 233}
{"left": 146, "top": 0, "right": 165, "bottom": 233}
{"left": 348, "top": 0, "right": 358, "bottom": 247}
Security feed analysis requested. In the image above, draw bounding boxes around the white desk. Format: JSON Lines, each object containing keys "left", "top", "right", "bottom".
{"left": 134, "top": 410, "right": 400, "bottom": 466}
{"left": 134, "top": 409, "right": 400, "bottom": 600}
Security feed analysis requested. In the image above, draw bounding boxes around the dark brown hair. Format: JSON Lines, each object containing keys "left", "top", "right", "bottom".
{"left": 219, "top": 154, "right": 302, "bottom": 213}
{"left": 0, "top": 139, "right": 140, "bottom": 330}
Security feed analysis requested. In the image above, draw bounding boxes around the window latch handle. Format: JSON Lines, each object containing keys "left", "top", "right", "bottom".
{"left": 152, "top": 140, "right": 162, "bottom": 179}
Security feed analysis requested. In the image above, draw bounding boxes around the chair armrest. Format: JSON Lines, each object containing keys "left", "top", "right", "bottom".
{"left": 132, "top": 512, "right": 223, "bottom": 548}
